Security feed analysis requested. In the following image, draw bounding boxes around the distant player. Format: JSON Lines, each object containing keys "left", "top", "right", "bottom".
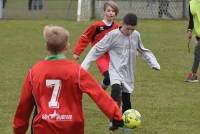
{"left": 185, "top": 0, "right": 200, "bottom": 82}
{"left": 73, "top": 0, "right": 119, "bottom": 89}
{"left": 13, "top": 25, "right": 122, "bottom": 134}
{"left": 81, "top": 13, "right": 160, "bottom": 131}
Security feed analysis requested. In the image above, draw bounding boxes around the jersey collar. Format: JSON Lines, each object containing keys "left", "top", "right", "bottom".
{"left": 45, "top": 54, "right": 66, "bottom": 60}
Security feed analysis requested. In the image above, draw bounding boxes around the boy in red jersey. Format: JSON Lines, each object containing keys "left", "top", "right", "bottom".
{"left": 73, "top": 0, "right": 119, "bottom": 89}
{"left": 13, "top": 25, "right": 123, "bottom": 134}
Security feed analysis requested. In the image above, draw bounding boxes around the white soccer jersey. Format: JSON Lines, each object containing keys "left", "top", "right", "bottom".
{"left": 81, "top": 28, "right": 160, "bottom": 93}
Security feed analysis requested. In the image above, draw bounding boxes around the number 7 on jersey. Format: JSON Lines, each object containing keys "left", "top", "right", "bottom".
{"left": 46, "top": 80, "right": 61, "bottom": 109}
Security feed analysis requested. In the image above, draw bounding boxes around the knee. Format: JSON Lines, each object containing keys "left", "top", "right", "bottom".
{"left": 194, "top": 43, "right": 200, "bottom": 57}
{"left": 111, "top": 84, "right": 121, "bottom": 102}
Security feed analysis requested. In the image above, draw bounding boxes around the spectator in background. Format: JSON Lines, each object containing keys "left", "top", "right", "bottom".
{"left": 28, "top": 0, "right": 43, "bottom": 10}
{"left": 158, "top": 0, "right": 173, "bottom": 19}
{"left": 28, "top": 0, "right": 32, "bottom": 10}
{"left": 3, "top": 0, "right": 7, "bottom": 9}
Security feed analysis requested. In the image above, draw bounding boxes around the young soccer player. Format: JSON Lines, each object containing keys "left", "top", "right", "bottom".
{"left": 73, "top": 0, "right": 119, "bottom": 89}
{"left": 13, "top": 25, "right": 123, "bottom": 134}
{"left": 185, "top": 0, "right": 200, "bottom": 82}
{"left": 81, "top": 13, "right": 160, "bottom": 130}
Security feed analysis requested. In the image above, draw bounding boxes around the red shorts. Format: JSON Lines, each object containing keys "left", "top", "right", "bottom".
{"left": 96, "top": 52, "right": 109, "bottom": 75}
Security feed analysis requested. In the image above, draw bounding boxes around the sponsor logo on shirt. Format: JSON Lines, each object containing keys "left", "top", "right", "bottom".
{"left": 42, "top": 110, "right": 72, "bottom": 121}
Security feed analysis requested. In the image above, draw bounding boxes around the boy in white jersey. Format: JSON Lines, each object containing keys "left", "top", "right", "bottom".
{"left": 81, "top": 13, "right": 160, "bottom": 131}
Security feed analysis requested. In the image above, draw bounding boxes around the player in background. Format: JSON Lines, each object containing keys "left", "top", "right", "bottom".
{"left": 81, "top": 13, "right": 160, "bottom": 131}
{"left": 13, "top": 25, "right": 123, "bottom": 134}
{"left": 73, "top": 0, "right": 119, "bottom": 89}
{"left": 185, "top": 0, "right": 200, "bottom": 82}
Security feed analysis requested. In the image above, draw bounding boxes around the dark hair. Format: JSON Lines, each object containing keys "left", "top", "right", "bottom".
{"left": 123, "top": 13, "right": 137, "bottom": 26}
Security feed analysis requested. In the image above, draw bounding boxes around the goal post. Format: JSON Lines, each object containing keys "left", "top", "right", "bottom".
{"left": 0, "top": 0, "right": 3, "bottom": 19}
{"left": 77, "top": 0, "right": 82, "bottom": 22}
{"left": 77, "top": 0, "right": 95, "bottom": 21}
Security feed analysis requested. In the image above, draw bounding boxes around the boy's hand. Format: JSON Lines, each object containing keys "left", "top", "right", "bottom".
{"left": 73, "top": 54, "right": 80, "bottom": 60}
{"left": 187, "top": 30, "right": 192, "bottom": 40}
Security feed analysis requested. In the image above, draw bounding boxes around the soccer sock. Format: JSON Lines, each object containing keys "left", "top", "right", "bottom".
{"left": 111, "top": 84, "right": 122, "bottom": 107}
{"left": 122, "top": 92, "right": 131, "bottom": 113}
{"left": 103, "top": 71, "right": 110, "bottom": 86}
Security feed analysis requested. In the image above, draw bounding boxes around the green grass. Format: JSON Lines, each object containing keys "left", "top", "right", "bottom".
{"left": 0, "top": 19, "right": 200, "bottom": 134}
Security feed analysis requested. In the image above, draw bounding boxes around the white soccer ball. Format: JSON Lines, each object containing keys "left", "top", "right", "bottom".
{"left": 122, "top": 109, "right": 141, "bottom": 129}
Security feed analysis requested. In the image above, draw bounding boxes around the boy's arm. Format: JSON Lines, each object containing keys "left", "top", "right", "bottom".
{"left": 78, "top": 67, "right": 122, "bottom": 121}
{"left": 73, "top": 23, "right": 96, "bottom": 56}
{"left": 81, "top": 33, "right": 112, "bottom": 70}
{"left": 187, "top": 5, "right": 194, "bottom": 32}
{"left": 137, "top": 33, "right": 160, "bottom": 70}
{"left": 187, "top": 4, "right": 193, "bottom": 40}
{"left": 13, "top": 72, "right": 34, "bottom": 134}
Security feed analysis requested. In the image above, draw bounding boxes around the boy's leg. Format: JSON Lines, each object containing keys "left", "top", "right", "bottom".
{"left": 38, "top": 0, "right": 43, "bottom": 10}
{"left": 186, "top": 39, "right": 200, "bottom": 82}
{"left": 122, "top": 92, "right": 134, "bottom": 132}
{"left": 111, "top": 84, "right": 122, "bottom": 106}
{"left": 192, "top": 40, "right": 200, "bottom": 74}
{"left": 28, "top": 0, "right": 33, "bottom": 10}
{"left": 122, "top": 92, "right": 131, "bottom": 113}
{"left": 109, "top": 84, "right": 123, "bottom": 131}
{"left": 101, "top": 71, "right": 110, "bottom": 90}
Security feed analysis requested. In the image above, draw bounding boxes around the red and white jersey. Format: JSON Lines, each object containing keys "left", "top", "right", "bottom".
{"left": 13, "top": 59, "right": 122, "bottom": 134}
{"left": 73, "top": 20, "right": 119, "bottom": 75}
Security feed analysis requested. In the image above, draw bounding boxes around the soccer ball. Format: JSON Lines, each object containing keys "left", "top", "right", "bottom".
{"left": 122, "top": 109, "right": 141, "bottom": 129}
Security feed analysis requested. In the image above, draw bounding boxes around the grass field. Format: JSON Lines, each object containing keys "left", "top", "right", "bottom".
{"left": 0, "top": 19, "right": 200, "bottom": 134}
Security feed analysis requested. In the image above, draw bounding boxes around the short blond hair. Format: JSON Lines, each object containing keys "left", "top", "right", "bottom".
{"left": 43, "top": 25, "right": 69, "bottom": 54}
{"left": 104, "top": 0, "right": 119, "bottom": 15}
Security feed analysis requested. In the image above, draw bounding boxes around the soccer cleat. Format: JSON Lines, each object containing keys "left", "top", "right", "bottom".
{"left": 108, "top": 121, "right": 112, "bottom": 128}
{"left": 123, "top": 127, "right": 133, "bottom": 132}
{"left": 185, "top": 73, "right": 198, "bottom": 83}
{"left": 108, "top": 119, "right": 124, "bottom": 131}
{"left": 108, "top": 121, "right": 119, "bottom": 131}
{"left": 109, "top": 125, "right": 119, "bottom": 131}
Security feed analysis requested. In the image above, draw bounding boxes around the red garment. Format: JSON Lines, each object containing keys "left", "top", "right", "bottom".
{"left": 73, "top": 21, "right": 119, "bottom": 75}
{"left": 13, "top": 59, "right": 122, "bottom": 134}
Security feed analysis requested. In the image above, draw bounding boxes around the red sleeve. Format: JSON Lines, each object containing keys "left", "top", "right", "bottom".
{"left": 78, "top": 67, "right": 122, "bottom": 121}
{"left": 13, "top": 71, "right": 34, "bottom": 134}
{"left": 73, "top": 22, "right": 97, "bottom": 55}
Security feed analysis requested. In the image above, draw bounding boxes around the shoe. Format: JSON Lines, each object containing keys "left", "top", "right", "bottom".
{"left": 108, "top": 121, "right": 112, "bottom": 128}
{"left": 108, "top": 119, "right": 123, "bottom": 131}
{"left": 108, "top": 121, "right": 119, "bottom": 131}
{"left": 185, "top": 73, "right": 198, "bottom": 82}
{"left": 109, "top": 125, "right": 119, "bottom": 131}
{"left": 123, "top": 127, "right": 133, "bottom": 132}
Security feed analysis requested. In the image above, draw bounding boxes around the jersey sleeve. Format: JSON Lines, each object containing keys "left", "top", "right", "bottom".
{"left": 13, "top": 71, "right": 34, "bottom": 134}
{"left": 78, "top": 67, "right": 122, "bottom": 121}
{"left": 187, "top": 4, "right": 194, "bottom": 31}
{"left": 136, "top": 32, "right": 160, "bottom": 70}
{"left": 73, "top": 23, "right": 97, "bottom": 55}
{"left": 81, "top": 32, "right": 112, "bottom": 70}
